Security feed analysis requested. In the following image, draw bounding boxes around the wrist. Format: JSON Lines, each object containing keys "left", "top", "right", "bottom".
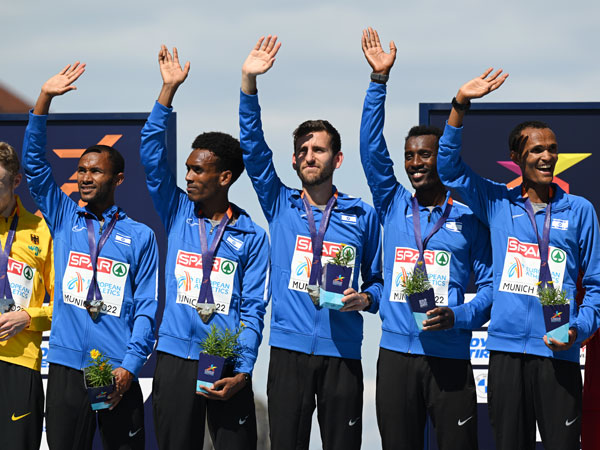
{"left": 455, "top": 90, "right": 469, "bottom": 104}
{"left": 361, "top": 292, "right": 373, "bottom": 311}
{"left": 161, "top": 82, "right": 180, "bottom": 90}
{"left": 235, "top": 372, "right": 251, "bottom": 386}
{"left": 22, "top": 310, "right": 31, "bottom": 328}
{"left": 370, "top": 72, "right": 389, "bottom": 84}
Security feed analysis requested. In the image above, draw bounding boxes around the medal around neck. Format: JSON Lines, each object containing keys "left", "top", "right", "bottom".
{"left": 85, "top": 298, "right": 104, "bottom": 321}
{"left": 307, "top": 284, "right": 321, "bottom": 307}
{"left": 196, "top": 301, "right": 216, "bottom": 323}
{"left": 0, "top": 296, "right": 15, "bottom": 314}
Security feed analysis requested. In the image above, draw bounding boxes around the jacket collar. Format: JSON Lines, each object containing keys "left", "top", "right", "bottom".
{"left": 508, "top": 183, "right": 571, "bottom": 213}
{"left": 289, "top": 186, "right": 363, "bottom": 211}
{"left": 77, "top": 203, "right": 125, "bottom": 222}
{"left": 194, "top": 202, "right": 257, "bottom": 234}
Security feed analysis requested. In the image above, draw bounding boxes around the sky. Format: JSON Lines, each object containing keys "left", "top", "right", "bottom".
{"left": 5, "top": 1, "right": 600, "bottom": 448}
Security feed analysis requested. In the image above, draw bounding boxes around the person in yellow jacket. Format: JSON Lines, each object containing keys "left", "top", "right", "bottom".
{"left": 0, "top": 141, "right": 54, "bottom": 450}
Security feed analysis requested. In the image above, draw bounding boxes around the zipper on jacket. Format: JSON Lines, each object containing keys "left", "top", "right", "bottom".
{"left": 310, "top": 308, "right": 322, "bottom": 354}
{"left": 81, "top": 309, "right": 91, "bottom": 369}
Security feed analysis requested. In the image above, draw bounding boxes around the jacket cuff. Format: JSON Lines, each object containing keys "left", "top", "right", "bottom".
{"left": 363, "top": 286, "right": 380, "bottom": 314}
{"left": 149, "top": 101, "right": 172, "bottom": 124}
{"left": 240, "top": 89, "right": 259, "bottom": 109}
{"left": 444, "top": 121, "right": 463, "bottom": 133}
{"left": 120, "top": 353, "right": 146, "bottom": 377}
{"left": 451, "top": 304, "right": 469, "bottom": 329}
{"left": 24, "top": 307, "right": 51, "bottom": 332}
{"left": 29, "top": 110, "right": 47, "bottom": 123}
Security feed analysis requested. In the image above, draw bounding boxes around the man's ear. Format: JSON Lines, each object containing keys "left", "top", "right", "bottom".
{"left": 219, "top": 170, "right": 233, "bottom": 188}
{"left": 12, "top": 173, "right": 22, "bottom": 190}
{"left": 333, "top": 151, "right": 344, "bottom": 169}
{"left": 510, "top": 150, "right": 520, "bottom": 165}
{"left": 114, "top": 172, "right": 125, "bottom": 188}
{"left": 292, "top": 153, "right": 298, "bottom": 171}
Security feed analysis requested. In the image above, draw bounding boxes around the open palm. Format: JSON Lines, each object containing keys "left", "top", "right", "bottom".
{"left": 41, "top": 62, "right": 86, "bottom": 97}
{"left": 242, "top": 35, "right": 281, "bottom": 76}
{"left": 159, "top": 45, "right": 190, "bottom": 86}
{"left": 460, "top": 68, "right": 508, "bottom": 100}
{"left": 362, "top": 27, "right": 396, "bottom": 73}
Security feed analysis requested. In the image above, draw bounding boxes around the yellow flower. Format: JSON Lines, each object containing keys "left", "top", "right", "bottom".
{"left": 100, "top": 363, "right": 105, "bottom": 370}
{"left": 90, "top": 349, "right": 100, "bottom": 360}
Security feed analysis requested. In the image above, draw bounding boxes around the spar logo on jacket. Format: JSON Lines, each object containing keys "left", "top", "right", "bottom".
{"left": 62, "top": 251, "right": 130, "bottom": 317}
{"left": 174, "top": 249, "right": 237, "bottom": 315}
{"left": 499, "top": 237, "right": 567, "bottom": 296}
{"left": 288, "top": 235, "right": 356, "bottom": 292}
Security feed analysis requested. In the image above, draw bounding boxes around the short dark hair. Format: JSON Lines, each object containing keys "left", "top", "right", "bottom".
{"left": 81, "top": 145, "right": 125, "bottom": 175}
{"left": 405, "top": 125, "right": 443, "bottom": 144}
{"left": 191, "top": 132, "right": 244, "bottom": 183}
{"left": 0, "top": 142, "right": 20, "bottom": 179}
{"left": 508, "top": 121, "right": 551, "bottom": 153}
{"left": 293, "top": 120, "right": 341, "bottom": 154}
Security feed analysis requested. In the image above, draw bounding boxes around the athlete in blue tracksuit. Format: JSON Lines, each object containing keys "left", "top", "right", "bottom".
{"left": 240, "top": 36, "right": 383, "bottom": 450}
{"left": 140, "top": 46, "right": 268, "bottom": 450}
{"left": 360, "top": 28, "right": 493, "bottom": 450}
{"left": 23, "top": 62, "right": 158, "bottom": 450}
{"left": 437, "top": 68, "right": 600, "bottom": 449}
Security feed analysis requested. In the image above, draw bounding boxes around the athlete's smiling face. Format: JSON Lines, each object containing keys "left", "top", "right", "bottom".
{"left": 511, "top": 127, "right": 558, "bottom": 187}
{"left": 185, "top": 149, "right": 231, "bottom": 203}
{"left": 292, "top": 131, "right": 343, "bottom": 187}
{"left": 404, "top": 135, "right": 442, "bottom": 191}
{"left": 77, "top": 151, "right": 123, "bottom": 205}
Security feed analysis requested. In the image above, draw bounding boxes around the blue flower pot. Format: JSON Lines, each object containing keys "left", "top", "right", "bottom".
{"left": 407, "top": 288, "right": 436, "bottom": 331}
{"left": 83, "top": 371, "right": 115, "bottom": 411}
{"left": 319, "top": 264, "right": 352, "bottom": 310}
{"left": 542, "top": 304, "right": 570, "bottom": 344}
{"left": 197, "top": 354, "right": 227, "bottom": 393}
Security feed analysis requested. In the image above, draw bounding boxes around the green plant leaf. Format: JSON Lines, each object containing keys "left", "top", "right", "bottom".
{"left": 400, "top": 267, "right": 432, "bottom": 295}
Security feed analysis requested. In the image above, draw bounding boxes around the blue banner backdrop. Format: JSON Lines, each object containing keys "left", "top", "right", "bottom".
{"left": 421, "top": 102, "right": 597, "bottom": 450}
{"left": 0, "top": 112, "right": 177, "bottom": 450}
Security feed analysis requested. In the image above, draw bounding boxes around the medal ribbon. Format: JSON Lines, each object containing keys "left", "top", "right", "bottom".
{"left": 411, "top": 196, "right": 453, "bottom": 275}
{"left": 302, "top": 191, "right": 338, "bottom": 286}
{"left": 85, "top": 213, "right": 119, "bottom": 303}
{"left": 523, "top": 199, "right": 553, "bottom": 288}
{"left": 0, "top": 212, "right": 19, "bottom": 299}
{"left": 197, "top": 206, "right": 233, "bottom": 306}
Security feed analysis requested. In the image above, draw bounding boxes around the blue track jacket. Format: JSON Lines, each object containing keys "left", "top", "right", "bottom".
{"left": 23, "top": 112, "right": 158, "bottom": 376}
{"left": 438, "top": 123, "right": 600, "bottom": 363}
{"left": 140, "top": 101, "right": 268, "bottom": 375}
{"left": 360, "top": 82, "right": 493, "bottom": 359}
{"left": 239, "top": 90, "right": 384, "bottom": 360}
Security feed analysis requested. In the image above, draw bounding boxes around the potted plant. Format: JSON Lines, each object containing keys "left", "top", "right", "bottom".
{"left": 319, "top": 245, "right": 354, "bottom": 310}
{"left": 197, "top": 324, "right": 243, "bottom": 393}
{"left": 538, "top": 283, "right": 570, "bottom": 344}
{"left": 401, "top": 264, "right": 436, "bottom": 330}
{"left": 83, "top": 349, "right": 115, "bottom": 410}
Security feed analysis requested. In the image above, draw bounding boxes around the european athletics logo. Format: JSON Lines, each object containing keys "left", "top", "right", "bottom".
{"left": 295, "top": 256, "right": 312, "bottom": 278}
{"left": 507, "top": 258, "right": 523, "bottom": 278}
{"left": 551, "top": 311, "right": 563, "bottom": 323}
{"left": 177, "top": 271, "right": 192, "bottom": 291}
{"left": 67, "top": 272, "right": 85, "bottom": 292}
{"left": 394, "top": 267, "right": 408, "bottom": 288}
